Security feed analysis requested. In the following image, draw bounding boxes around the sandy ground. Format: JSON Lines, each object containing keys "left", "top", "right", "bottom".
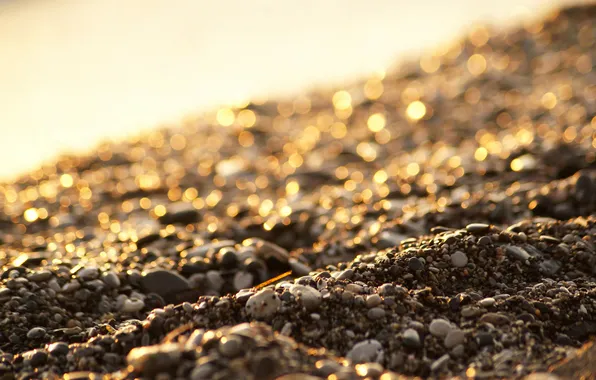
{"left": 0, "top": 0, "right": 585, "bottom": 180}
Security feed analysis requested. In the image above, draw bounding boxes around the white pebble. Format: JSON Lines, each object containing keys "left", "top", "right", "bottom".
{"left": 245, "top": 289, "right": 281, "bottom": 319}
{"left": 429, "top": 319, "right": 453, "bottom": 337}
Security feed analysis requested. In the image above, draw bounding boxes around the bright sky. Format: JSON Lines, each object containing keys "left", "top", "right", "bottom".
{"left": 0, "top": 0, "right": 584, "bottom": 180}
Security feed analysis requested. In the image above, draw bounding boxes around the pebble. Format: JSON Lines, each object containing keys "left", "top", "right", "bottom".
{"left": 140, "top": 269, "right": 191, "bottom": 303}
{"left": 429, "top": 319, "right": 453, "bottom": 337}
{"left": 246, "top": 289, "right": 281, "bottom": 319}
{"left": 346, "top": 340, "right": 384, "bottom": 363}
{"left": 366, "top": 294, "right": 382, "bottom": 308}
{"left": 450, "top": 251, "right": 468, "bottom": 268}
{"left": 233, "top": 271, "right": 254, "bottom": 290}
{"left": 290, "top": 284, "right": 322, "bottom": 311}
{"left": 444, "top": 329, "right": 466, "bottom": 348}
{"left": 126, "top": 343, "right": 181, "bottom": 374}
{"left": 479, "top": 297, "right": 496, "bottom": 307}
{"left": 47, "top": 342, "right": 69, "bottom": 356}
{"left": 206, "top": 270, "right": 224, "bottom": 291}
{"left": 466, "top": 223, "right": 490, "bottom": 233}
{"left": 218, "top": 336, "right": 243, "bottom": 358}
{"left": 77, "top": 267, "right": 99, "bottom": 281}
{"left": 505, "top": 245, "right": 531, "bottom": 261}
{"left": 431, "top": 354, "right": 450, "bottom": 372}
{"left": 101, "top": 271, "right": 120, "bottom": 288}
{"left": 408, "top": 257, "right": 424, "bottom": 271}
{"left": 121, "top": 298, "right": 145, "bottom": 313}
{"left": 26, "top": 327, "right": 45, "bottom": 339}
{"left": 402, "top": 328, "right": 421, "bottom": 348}
{"left": 27, "top": 270, "right": 52, "bottom": 282}
{"left": 336, "top": 269, "right": 354, "bottom": 280}
{"left": 480, "top": 312, "right": 511, "bottom": 325}
{"left": 367, "top": 307, "right": 386, "bottom": 320}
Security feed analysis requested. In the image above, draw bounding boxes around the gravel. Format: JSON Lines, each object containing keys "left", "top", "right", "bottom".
{"left": 1, "top": 4, "right": 596, "bottom": 379}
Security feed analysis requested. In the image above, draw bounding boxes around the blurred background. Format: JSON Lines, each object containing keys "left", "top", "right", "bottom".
{"left": 0, "top": 0, "right": 586, "bottom": 181}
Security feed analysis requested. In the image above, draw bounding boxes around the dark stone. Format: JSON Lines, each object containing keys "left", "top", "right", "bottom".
{"left": 140, "top": 270, "right": 192, "bottom": 304}
{"left": 408, "top": 257, "right": 424, "bottom": 271}
{"left": 158, "top": 203, "right": 201, "bottom": 225}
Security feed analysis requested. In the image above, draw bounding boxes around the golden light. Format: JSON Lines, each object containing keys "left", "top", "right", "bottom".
{"left": 367, "top": 113, "right": 386, "bottom": 132}
{"left": 541, "top": 92, "right": 557, "bottom": 109}
{"left": 406, "top": 100, "right": 427, "bottom": 121}
{"left": 406, "top": 162, "right": 420, "bottom": 176}
{"left": 330, "top": 122, "right": 347, "bottom": 139}
{"left": 420, "top": 55, "right": 441, "bottom": 73}
{"left": 510, "top": 158, "right": 524, "bottom": 171}
{"left": 216, "top": 108, "right": 235, "bottom": 126}
{"left": 356, "top": 142, "right": 377, "bottom": 162}
{"left": 154, "top": 204, "right": 167, "bottom": 217}
{"left": 474, "top": 147, "right": 488, "bottom": 161}
{"left": 170, "top": 134, "right": 187, "bottom": 150}
{"left": 364, "top": 79, "right": 384, "bottom": 100}
{"left": 332, "top": 90, "right": 352, "bottom": 110}
{"left": 467, "top": 54, "right": 487, "bottom": 76}
{"left": 373, "top": 169, "right": 388, "bottom": 183}
{"left": 60, "top": 173, "right": 74, "bottom": 188}
{"left": 285, "top": 180, "right": 300, "bottom": 195}
{"left": 24, "top": 208, "right": 39, "bottom": 222}
{"left": 236, "top": 109, "right": 256, "bottom": 128}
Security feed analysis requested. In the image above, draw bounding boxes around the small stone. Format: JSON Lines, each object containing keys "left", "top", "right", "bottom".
{"left": 246, "top": 289, "right": 281, "bottom": 319}
{"left": 479, "top": 297, "right": 496, "bottom": 307}
{"left": 354, "top": 362, "right": 384, "bottom": 377}
{"left": 158, "top": 203, "right": 200, "bottom": 225}
{"left": 480, "top": 312, "right": 511, "bottom": 325}
{"left": 429, "top": 319, "right": 453, "bottom": 337}
{"left": 478, "top": 236, "right": 492, "bottom": 246}
{"left": 206, "top": 270, "right": 224, "bottom": 291}
{"left": 444, "top": 329, "right": 465, "bottom": 348}
{"left": 101, "top": 271, "right": 121, "bottom": 288}
{"left": 61, "top": 280, "right": 81, "bottom": 293}
{"left": 140, "top": 269, "right": 191, "bottom": 303}
{"left": 27, "top": 270, "right": 52, "bottom": 282}
{"left": 504, "top": 245, "right": 530, "bottom": 261}
{"left": 346, "top": 283, "right": 363, "bottom": 294}
{"left": 402, "top": 328, "right": 421, "bottom": 348}
{"left": 77, "top": 267, "right": 99, "bottom": 281}
{"left": 366, "top": 294, "right": 382, "bottom": 308}
{"left": 26, "top": 327, "right": 46, "bottom": 339}
{"left": 346, "top": 339, "right": 384, "bottom": 363}
{"left": 368, "top": 307, "right": 386, "bottom": 320}
{"left": 122, "top": 298, "right": 145, "bottom": 313}
{"left": 290, "top": 284, "right": 322, "bottom": 311}
{"left": 477, "top": 332, "right": 494, "bottom": 346}
{"left": 289, "top": 258, "right": 312, "bottom": 277}
{"left": 378, "top": 283, "right": 396, "bottom": 296}
{"left": 430, "top": 354, "right": 450, "bottom": 372}
{"left": 48, "top": 342, "right": 69, "bottom": 356}
{"left": 127, "top": 343, "right": 181, "bottom": 374}
{"left": 218, "top": 335, "right": 242, "bottom": 358}
{"left": 408, "top": 257, "right": 424, "bottom": 271}
{"left": 336, "top": 269, "right": 354, "bottom": 280}
{"left": 233, "top": 271, "right": 254, "bottom": 291}
{"left": 466, "top": 223, "right": 490, "bottom": 233}
{"left": 450, "top": 251, "right": 468, "bottom": 268}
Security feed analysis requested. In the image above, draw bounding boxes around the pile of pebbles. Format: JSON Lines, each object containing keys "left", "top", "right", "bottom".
{"left": 1, "top": 4, "right": 596, "bottom": 379}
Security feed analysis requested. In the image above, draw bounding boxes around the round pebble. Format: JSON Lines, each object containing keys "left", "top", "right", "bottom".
{"left": 444, "top": 329, "right": 466, "bottom": 348}
{"left": 289, "top": 284, "right": 322, "bottom": 311}
{"left": 429, "top": 319, "right": 453, "bottom": 337}
{"left": 26, "top": 327, "right": 46, "bottom": 340}
{"left": 246, "top": 289, "right": 281, "bottom": 319}
{"left": 402, "top": 328, "right": 421, "bottom": 348}
{"left": 450, "top": 251, "right": 468, "bottom": 268}
{"left": 346, "top": 340, "right": 384, "bottom": 363}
